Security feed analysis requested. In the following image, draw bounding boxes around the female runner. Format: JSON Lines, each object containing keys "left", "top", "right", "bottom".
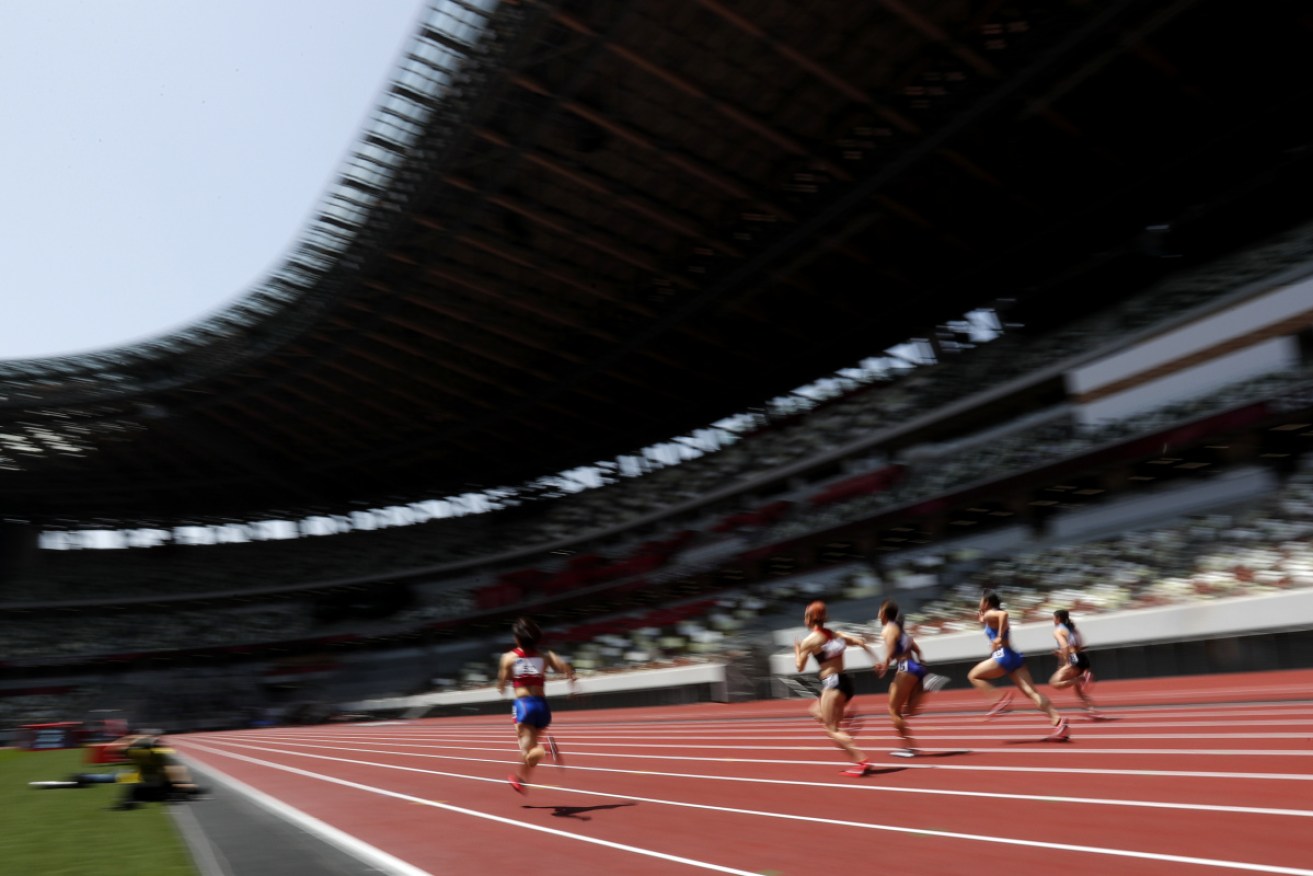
{"left": 794, "top": 600, "right": 878, "bottom": 775}
{"left": 968, "top": 591, "right": 1069, "bottom": 740}
{"left": 873, "top": 599, "right": 933, "bottom": 757}
{"left": 496, "top": 616, "right": 577, "bottom": 793}
{"left": 1050, "top": 608, "right": 1104, "bottom": 718}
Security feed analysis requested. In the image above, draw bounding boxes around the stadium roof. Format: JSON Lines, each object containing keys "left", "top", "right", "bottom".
{"left": 2, "top": 0, "right": 1312, "bottom": 528}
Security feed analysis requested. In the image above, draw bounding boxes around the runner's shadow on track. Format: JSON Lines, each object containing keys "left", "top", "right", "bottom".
{"left": 522, "top": 802, "right": 638, "bottom": 821}
{"left": 904, "top": 750, "right": 972, "bottom": 758}
{"left": 853, "top": 766, "right": 910, "bottom": 777}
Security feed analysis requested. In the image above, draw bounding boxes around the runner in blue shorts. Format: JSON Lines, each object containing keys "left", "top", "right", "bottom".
{"left": 496, "top": 616, "right": 577, "bottom": 793}
{"left": 873, "top": 599, "right": 939, "bottom": 757}
{"left": 968, "top": 591, "right": 1069, "bottom": 740}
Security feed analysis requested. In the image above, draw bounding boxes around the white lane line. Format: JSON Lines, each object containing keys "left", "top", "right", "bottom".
{"left": 204, "top": 735, "right": 1313, "bottom": 757}
{"left": 180, "top": 740, "right": 1313, "bottom": 876}
{"left": 222, "top": 708, "right": 1313, "bottom": 741}
{"left": 183, "top": 743, "right": 768, "bottom": 876}
{"left": 169, "top": 802, "right": 233, "bottom": 876}
{"left": 270, "top": 721, "right": 1313, "bottom": 739}
{"left": 181, "top": 737, "right": 1313, "bottom": 819}
{"left": 179, "top": 758, "right": 433, "bottom": 876}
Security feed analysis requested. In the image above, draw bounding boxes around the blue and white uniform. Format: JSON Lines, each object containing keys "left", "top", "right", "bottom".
{"left": 984, "top": 621, "right": 1026, "bottom": 673}
{"left": 886, "top": 623, "right": 927, "bottom": 680}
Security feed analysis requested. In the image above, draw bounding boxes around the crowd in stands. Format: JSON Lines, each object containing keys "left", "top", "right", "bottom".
{"left": 0, "top": 671, "right": 265, "bottom": 743}
{"left": 4, "top": 464, "right": 1312, "bottom": 732}
{"left": 4, "top": 223, "right": 1313, "bottom": 734}
{"left": 761, "top": 366, "right": 1312, "bottom": 546}
{"left": 1, "top": 604, "right": 314, "bottom": 666}
{"left": 5, "top": 463, "right": 1312, "bottom": 667}
{"left": 907, "top": 470, "right": 1313, "bottom": 636}
{"left": 6, "top": 218, "right": 1311, "bottom": 608}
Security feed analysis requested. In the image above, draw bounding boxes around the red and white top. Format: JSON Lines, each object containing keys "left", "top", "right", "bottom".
{"left": 815, "top": 628, "right": 846, "bottom": 663}
{"left": 510, "top": 647, "right": 546, "bottom": 687}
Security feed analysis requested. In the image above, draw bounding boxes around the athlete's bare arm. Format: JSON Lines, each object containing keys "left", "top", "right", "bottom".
{"left": 547, "top": 650, "right": 578, "bottom": 684}
{"left": 794, "top": 631, "right": 822, "bottom": 672}
{"left": 495, "top": 652, "right": 514, "bottom": 695}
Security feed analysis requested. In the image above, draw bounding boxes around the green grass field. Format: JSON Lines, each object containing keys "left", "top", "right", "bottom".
{"left": 0, "top": 747, "right": 198, "bottom": 876}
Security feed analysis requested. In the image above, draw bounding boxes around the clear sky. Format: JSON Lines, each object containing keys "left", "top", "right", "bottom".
{"left": 0, "top": 0, "right": 424, "bottom": 361}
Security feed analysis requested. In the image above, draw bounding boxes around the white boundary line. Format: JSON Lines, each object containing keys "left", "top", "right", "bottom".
{"left": 185, "top": 743, "right": 773, "bottom": 876}
{"left": 217, "top": 733, "right": 1313, "bottom": 758}
{"left": 191, "top": 735, "right": 1313, "bottom": 761}
{"left": 183, "top": 758, "right": 434, "bottom": 876}
{"left": 168, "top": 803, "right": 231, "bottom": 876}
{"left": 184, "top": 737, "right": 1313, "bottom": 819}
{"left": 182, "top": 740, "right": 1313, "bottom": 876}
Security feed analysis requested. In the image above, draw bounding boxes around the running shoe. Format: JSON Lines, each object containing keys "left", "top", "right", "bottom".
{"left": 924, "top": 673, "right": 951, "bottom": 692}
{"left": 547, "top": 735, "right": 563, "bottom": 765}
{"left": 889, "top": 748, "right": 920, "bottom": 758}
{"left": 986, "top": 692, "right": 1014, "bottom": 718}
{"left": 840, "top": 762, "right": 872, "bottom": 776}
{"left": 507, "top": 774, "right": 526, "bottom": 794}
{"left": 1045, "top": 720, "right": 1070, "bottom": 741}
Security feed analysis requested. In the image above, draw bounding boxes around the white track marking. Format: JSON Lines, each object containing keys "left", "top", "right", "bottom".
{"left": 206, "top": 734, "right": 1313, "bottom": 758}
{"left": 179, "top": 740, "right": 1313, "bottom": 876}
{"left": 180, "top": 760, "right": 433, "bottom": 876}
{"left": 178, "top": 738, "right": 1313, "bottom": 816}
{"left": 272, "top": 720, "right": 1313, "bottom": 738}
{"left": 183, "top": 743, "right": 773, "bottom": 876}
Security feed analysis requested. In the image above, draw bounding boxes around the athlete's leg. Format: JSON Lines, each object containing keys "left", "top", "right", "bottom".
{"left": 1011, "top": 665, "right": 1063, "bottom": 726}
{"left": 819, "top": 688, "right": 866, "bottom": 765}
{"left": 1050, "top": 662, "right": 1081, "bottom": 690}
{"left": 969, "top": 658, "right": 1011, "bottom": 714}
{"left": 517, "top": 723, "right": 545, "bottom": 782}
{"left": 888, "top": 673, "right": 920, "bottom": 752}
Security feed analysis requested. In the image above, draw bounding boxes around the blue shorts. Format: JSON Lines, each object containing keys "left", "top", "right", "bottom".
{"left": 896, "top": 658, "right": 927, "bottom": 680}
{"left": 512, "top": 696, "right": 552, "bottom": 729}
{"left": 991, "top": 646, "right": 1026, "bottom": 674}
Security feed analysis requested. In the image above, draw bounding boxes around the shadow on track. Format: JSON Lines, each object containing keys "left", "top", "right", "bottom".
{"left": 523, "top": 802, "right": 639, "bottom": 821}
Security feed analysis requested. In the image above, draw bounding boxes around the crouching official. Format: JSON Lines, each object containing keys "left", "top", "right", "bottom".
{"left": 108, "top": 733, "right": 207, "bottom": 810}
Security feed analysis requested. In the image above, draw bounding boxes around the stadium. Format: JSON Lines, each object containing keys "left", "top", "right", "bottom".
{"left": 4, "top": 1, "right": 1313, "bottom": 874}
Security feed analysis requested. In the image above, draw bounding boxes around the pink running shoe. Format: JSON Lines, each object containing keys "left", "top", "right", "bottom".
{"left": 547, "top": 735, "right": 563, "bottom": 765}
{"left": 508, "top": 774, "right": 526, "bottom": 794}
{"left": 841, "top": 762, "right": 872, "bottom": 777}
{"left": 987, "top": 692, "right": 1014, "bottom": 718}
{"left": 1046, "top": 720, "right": 1070, "bottom": 741}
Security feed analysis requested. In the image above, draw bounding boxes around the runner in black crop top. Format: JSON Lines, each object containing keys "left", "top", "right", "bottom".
{"left": 795, "top": 600, "right": 878, "bottom": 776}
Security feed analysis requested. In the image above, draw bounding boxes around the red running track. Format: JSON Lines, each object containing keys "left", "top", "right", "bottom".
{"left": 170, "top": 669, "right": 1313, "bottom": 875}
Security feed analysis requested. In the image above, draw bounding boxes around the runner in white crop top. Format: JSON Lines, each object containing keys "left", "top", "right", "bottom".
{"left": 795, "top": 599, "right": 878, "bottom": 776}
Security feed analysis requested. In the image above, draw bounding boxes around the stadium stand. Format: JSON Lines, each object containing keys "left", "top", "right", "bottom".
{"left": 3, "top": 0, "right": 1313, "bottom": 744}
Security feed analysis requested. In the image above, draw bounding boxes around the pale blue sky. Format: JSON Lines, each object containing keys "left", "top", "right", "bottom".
{"left": 0, "top": 0, "right": 424, "bottom": 360}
